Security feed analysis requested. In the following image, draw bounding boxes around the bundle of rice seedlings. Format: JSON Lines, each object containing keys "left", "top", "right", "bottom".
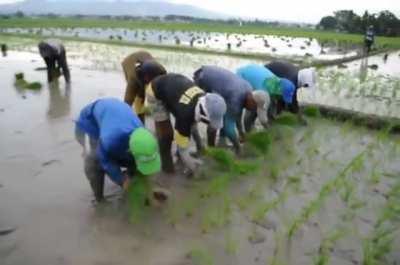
{"left": 303, "top": 106, "right": 321, "bottom": 117}
{"left": 245, "top": 131, "right": 271, "bottom": 155}
{"left": 14, "top": 73, "right": 42, "bottom": 90}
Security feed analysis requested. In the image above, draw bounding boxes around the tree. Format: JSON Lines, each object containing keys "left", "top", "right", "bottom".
{"left": 318, "top": 16, "right": 338, "bottom": 30}
{"left": 15, "top": 11, "right": 24, "bottom": 18}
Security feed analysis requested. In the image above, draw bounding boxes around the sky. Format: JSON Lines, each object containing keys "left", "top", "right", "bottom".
{"left": 0, "top": 0, "right": 399, "bottom": 23}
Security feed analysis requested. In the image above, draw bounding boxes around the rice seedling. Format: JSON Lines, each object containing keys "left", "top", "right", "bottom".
{"left": 362, "top": 181, "right": 400, "bottom": 265}
{"left": 224, "top": 232, "right": 239, "bottom": 255}
{"left": 303, "top": 106, "right": 321, "bottom": 118}
{"left": 274, "top": 113, "right": 299, "bottom": 126}
{"left": 244, "top": 130, "right": 271, "bottom": 156}
{"left": 313, "top": 227, "right": 347, "bottom": 265}
{"left": 126, "top": 174, "right": 151, "bottom": 223}
{"left": 188, "top": 247, "right": 215, "bottom": 265}
{"left": 14, "top": 72, "right": 42, "bottom": 90}
{"left": 251, "top": 188, "right": 289, "bottom": 223}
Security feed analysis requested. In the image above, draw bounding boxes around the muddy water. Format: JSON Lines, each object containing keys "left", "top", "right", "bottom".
{"left": 2, "top": 27, "right": 360, "bottom": 60}
{"left": 1, "top": 47, "right": 400, "bottom": 265}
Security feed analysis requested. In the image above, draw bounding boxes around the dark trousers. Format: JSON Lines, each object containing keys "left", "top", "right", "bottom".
{"left": 44, "top": 49, "right": 70, "bottom": 83}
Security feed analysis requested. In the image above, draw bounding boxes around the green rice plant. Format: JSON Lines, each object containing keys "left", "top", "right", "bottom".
{"left": 14, "top": 73, "right": 42, "bottom": 90}
{"left": 274, "top": 113, "right": 299, "bottom": 126}
{"left": 303, "top": 106, "right": 321, "bottom": 118}
{"left": 200, "top": 195, "right": 232, "bottom": 233}
{"left": 362, "top": 181, "right": 400, "bottom": 265}
{"left": 188, "top": 247, "right": 215, "bottom": 265}
{"left": 313, "top": 228, "right": 347, "bottom": 265}
{"left": 204, "top": 147, "right": 234, "bottom": 170}
{"left": 224, "top": 233, "right": 238, "bottom": 255}
{"left": 269, "top": 230, "right": 287, "bottom": 265}
{"left": 126, "top": 174, "right": 151, "bottom": 223}
{"left": 251, "top": 188, "right": 289, "bottom": 222}
{"left": 245, "top": 131, "right": 271, "bottom": 155}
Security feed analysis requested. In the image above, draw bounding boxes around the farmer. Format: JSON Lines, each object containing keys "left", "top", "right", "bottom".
{"left": 365, "top": 25, "right": 375, "bottom": 54}
{"left": 193, "top": 65, "right": 269, "bottom": 153}
{"left": 147, "top": 74, "right": 226, "bottom": 174}
{"left": 75, "top": 98, "right": 161, "bottom": 202}
{"left": 236, "top": 64, "right": 295, "bottom": 132}
{"left": 38, "top": 39, "right": 70, "bottom": 83}
{"left": 122, "top": 51, "right": 166, "bottom": 123}
{"left": 265, "top": 60, "right": 317, "bottom": 123}
{"left": 1, "top": 44, "right": 7, "bottom": 57}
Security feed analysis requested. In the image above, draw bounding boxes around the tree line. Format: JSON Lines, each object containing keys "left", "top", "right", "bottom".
{"left": 318, "top": 10, "right": 400, "bottom": 37}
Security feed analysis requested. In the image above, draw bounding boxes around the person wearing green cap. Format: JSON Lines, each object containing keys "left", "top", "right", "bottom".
{"left": 75, "top": 98, "right": 161, "bottom": 202}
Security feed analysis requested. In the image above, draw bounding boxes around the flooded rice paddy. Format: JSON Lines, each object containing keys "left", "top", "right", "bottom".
{"left": 0, "top": 37, "right": 399, "bottom": 265}
{"left": 1, "top": 27, "right": 361, "bottom": 60}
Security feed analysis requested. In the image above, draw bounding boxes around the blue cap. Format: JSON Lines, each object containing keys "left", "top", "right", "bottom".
{"left": 280, "top": 78, "right": 295, "bottom": 104}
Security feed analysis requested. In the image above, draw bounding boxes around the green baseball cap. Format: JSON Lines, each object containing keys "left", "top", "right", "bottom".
{"left": 264, "top": 76, "right": 281, "bottom": 96}
{"left": 129, "top": 128, "right": 161, "bottom": 175}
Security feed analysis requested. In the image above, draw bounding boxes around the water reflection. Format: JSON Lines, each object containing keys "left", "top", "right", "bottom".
{"left": 47, "top": 81, "right": 71, "bottom": 119}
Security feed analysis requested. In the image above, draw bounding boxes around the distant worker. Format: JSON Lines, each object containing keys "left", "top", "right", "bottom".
{"left": 147, "top": 74, "right": 226, "bottom": 174}
{"left": 122, "top": 51, "right": 166, "bottom": 123}
{"left": 75, "top": 98, "right": 161, "bottom": 202}
{"left": 365, "top": 25, "right": 375, "bottom": 54}
{"left": 38, "top": 39, "right": 70, "bottom": 83}
{"left": 1, "top": 44, "right": 7, "bottom": 57}
{"left": 194, "top": 65, "right": 269, "bottom": 153}
{"left": 265, "top": 60, "right": 317, "bottom": 123}
{"left": 236, "top": 64, "right": 295, "bottom": 131}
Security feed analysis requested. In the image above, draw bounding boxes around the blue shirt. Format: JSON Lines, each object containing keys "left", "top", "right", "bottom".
{"left": 76, "top": 98, "right": 143, "bottom": 185}
{"left": 236, "top": 64, "right": 276, "bottom": 91}
{"left": 194, "top": 65, "right": 251, "bottom": 118}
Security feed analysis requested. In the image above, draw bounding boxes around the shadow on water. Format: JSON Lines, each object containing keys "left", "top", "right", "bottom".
{"left": 47, "top": 81, "right": 71, "bottom": 120}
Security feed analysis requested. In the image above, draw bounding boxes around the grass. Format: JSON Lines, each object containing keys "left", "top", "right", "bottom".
{"left": 2, "top": 17, "right": 400, "bottom": 48}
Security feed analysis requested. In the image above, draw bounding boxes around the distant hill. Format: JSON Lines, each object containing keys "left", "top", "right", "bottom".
{"left": 0, "top": 0, "right": 226, "bottom": 19}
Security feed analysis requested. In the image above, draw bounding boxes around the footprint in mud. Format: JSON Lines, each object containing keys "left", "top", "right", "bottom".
{"left": 41, "top": 159, "right": 61, "bottom": 167}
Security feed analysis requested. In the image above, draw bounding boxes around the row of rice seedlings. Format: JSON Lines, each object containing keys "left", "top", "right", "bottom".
{"left": 250, "top": 179, "right": 296, "bottom": 222}
{"left": 362, "top": 181, "right": 400, "bottom": 265}
{"left": 287, "top": 151, "right": 366, "bottom": 238}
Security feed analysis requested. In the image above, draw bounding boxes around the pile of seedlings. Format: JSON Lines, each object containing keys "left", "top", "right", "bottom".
{"left": 14, "top": 72, "right": 42, "bottom": 90}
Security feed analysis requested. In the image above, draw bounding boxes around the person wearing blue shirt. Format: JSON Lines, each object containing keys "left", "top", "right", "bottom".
{"left": 194, "top": 65, "right": 269, "bottom": 153}
{"left": 75, "top": 98, "right": 161, "bottom": 202}
{"left": 236, "top": 64, "right": 295, "bottom": 131}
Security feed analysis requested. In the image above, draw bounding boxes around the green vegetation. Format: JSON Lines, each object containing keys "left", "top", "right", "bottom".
{"left": 14, "top": 72, "right": 42, "bottom": 90}
{"left": 126, "top": 174, "right": 151, "bottom": 223}
{"left": 188, "top": 248, "right": 215, "bottom": 265}
{"left": 362, "top": 181, "right": 400, "bottom": 265}
{"left": 2, "top": 17, "right": 400, "bottom": 48}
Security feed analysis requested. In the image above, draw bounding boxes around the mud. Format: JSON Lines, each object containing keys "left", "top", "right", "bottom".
{"left": 0, "top": 43, "right": 399, "bottom": 265}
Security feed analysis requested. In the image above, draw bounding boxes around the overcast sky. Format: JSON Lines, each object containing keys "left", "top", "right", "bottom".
{"left": 1, "top": 0, "right": 399, "bottom": 23}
